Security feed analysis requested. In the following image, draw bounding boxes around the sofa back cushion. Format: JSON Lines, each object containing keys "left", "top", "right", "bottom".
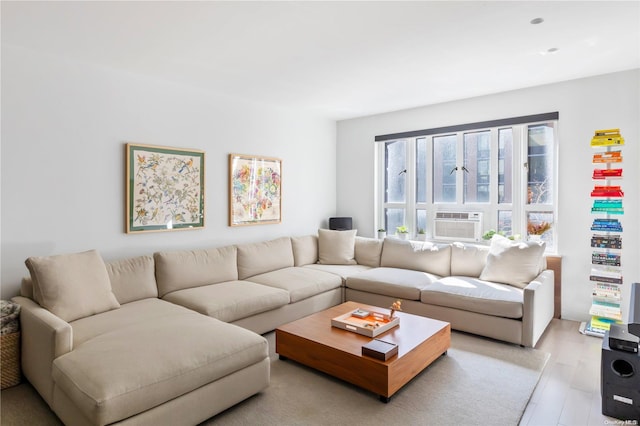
{"left": 380, "top": 238, "right": 451, "bottom": 276}
{"left": 237, "top": 237, "right": 294, "bottom": 279}
{"left": 318, "top": 229, "right": 357, "bottom": 265}
{"left": 479, "top": 234, "right": 546, "bottom": 288}
{"left": 450, "top": 242, "right": 490, "bottom": 277}
{"left": 291, "top": 235, "right": 318, "bottom": 266}
{"left": 25, "top": 249, "right": 120, "bottom": 322}
{"left": 154, "top": 246, "right": 238, "bottom": 297}
{"left": 106, "top": 255, "right": 158, "bottom": 304}
{"left": 354, "top": 237, "right": 383, "bottom": 267}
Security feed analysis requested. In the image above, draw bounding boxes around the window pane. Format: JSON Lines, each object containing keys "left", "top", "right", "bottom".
{"left": 416, "top": 209, "right": 427, "bottom": 234}
{"left": 385, "top": 140, "right": 406, "bottom": 203}
{"left": 498, "top": 128, "right": 513, "bottom": 203}
{"left": 464, "top": 131, "right": 490, "bottom": 203}
{"left": 433, "top": 135, "right": 457, "bottom": 203}
{"left": 498, "top": 210, "right": 513, "bottom": 236}
{"left": 416, "top": 138, "right": 427, "bottom": 203}
{"left": 385, "top": 208, "right": 405, "bottom": 236}
{"left": 527, "top": 123, "right": 554, "bottom": 204}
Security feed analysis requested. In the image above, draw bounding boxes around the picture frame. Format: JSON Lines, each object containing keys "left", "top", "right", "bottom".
{"left": 126, "top": 143, "right": 205, "bottom": 233}
{"left": 229, "top": 153, "right": 282, "bottom": 226}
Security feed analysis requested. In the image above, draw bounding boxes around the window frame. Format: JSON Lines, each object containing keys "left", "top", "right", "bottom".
{"left": 375, "top": 113, "right": 558, "bottom": 251}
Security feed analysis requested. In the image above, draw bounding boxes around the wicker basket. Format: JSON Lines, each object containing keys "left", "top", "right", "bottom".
{"left": 1, "top": 331, "right": 21, "bottom": 389}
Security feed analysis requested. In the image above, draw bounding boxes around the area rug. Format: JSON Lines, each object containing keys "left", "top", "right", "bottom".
{"left": 205, "top": 331, "right": 550, "bottom": 426}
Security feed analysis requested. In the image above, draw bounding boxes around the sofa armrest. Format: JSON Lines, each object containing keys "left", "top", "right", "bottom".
{"left": 521, "top": 270, "right": 554, "bottom": 348}
{"left": 11, "top": 296, "right": 73, "bottom": 407}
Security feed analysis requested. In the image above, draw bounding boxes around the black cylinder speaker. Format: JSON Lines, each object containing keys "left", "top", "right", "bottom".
{"left": 601, "top": 337, "right": 640, "bottom": 420}
{"left": 329, "top": 217, "right": 352, "bottom": 231}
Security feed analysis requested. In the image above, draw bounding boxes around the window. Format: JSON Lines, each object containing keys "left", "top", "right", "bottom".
{"left": 376, "top": 113, "right": 558, "bottom": 251}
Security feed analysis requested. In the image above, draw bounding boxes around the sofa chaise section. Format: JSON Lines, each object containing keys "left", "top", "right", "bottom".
{"left": 15, "top": 251, "right": 270, "bottom": 426}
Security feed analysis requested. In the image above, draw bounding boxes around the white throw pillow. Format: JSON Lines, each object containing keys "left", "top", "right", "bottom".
{"left": 479, "top": 235, "right": 546, "bottom": 288}
{"left": 318, "top": 229, "right": 357, "bottom": 265}
{"left": 450, "top": 242, "right": 490, "bottom": 277}
{"left": 25, "top": 249, "right": 120, "bottom": 322}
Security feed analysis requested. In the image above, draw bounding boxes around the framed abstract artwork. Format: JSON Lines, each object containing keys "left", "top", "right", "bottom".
{"left": 229, "top": 153, "right": 282, "bottom": 226}
{"left": 126, "top": 143, "right": 205, "bottom": 233}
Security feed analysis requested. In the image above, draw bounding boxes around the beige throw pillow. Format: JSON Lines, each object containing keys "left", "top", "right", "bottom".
{"left": 25, "top": 250, "right": 120, "bottom": 322}
{"left": 318, "top": 229, "right": 357, "bottom": 265}
{"left": 479, "top": 235, "right": 546, "bottom": 288}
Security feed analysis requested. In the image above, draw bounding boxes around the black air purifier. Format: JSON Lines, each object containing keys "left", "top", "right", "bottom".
{"left": 329, "top": 217, "right": 352, "bottom": 231}
{"left": 601, "top": 283, "right": 640, "bottom": 421}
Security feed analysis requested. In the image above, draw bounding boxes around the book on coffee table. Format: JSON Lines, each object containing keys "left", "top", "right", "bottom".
{"left": 331, "top": 309, "right": 400, "bottom": 337}
{"left": 362, "top": 339, "right": 398, "bottom": 361}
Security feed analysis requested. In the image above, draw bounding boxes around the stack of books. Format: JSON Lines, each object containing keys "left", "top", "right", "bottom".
{"left": 591, "top": 186, "right": 624, "bottom": 197}
{"left": 590, "top": 128, "right": 625, "bottom": 147}
{"left": 593, "top": 150, "right": 622, "bottom": 163}
{"left": 592, "top": 168, "right": 623, "bottom": 179}
{"left": 591, "top": 200, "right": 624, "bottom": 214}
{"left": 591, "top": 219, "right": 623, "bottom": 232}
{"left": 591, "top": 234, "right": 622, "bottom": 249}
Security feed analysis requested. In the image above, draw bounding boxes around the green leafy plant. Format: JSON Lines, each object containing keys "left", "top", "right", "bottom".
{"left": 482, "top": 229, "right": 519, "bottom": 241}
{"left": 377, "top": 228, "right": 386, "bottom": 232}
{"left": 418, "top": 228, "right": 425, "bottom": 234}
{"left": 396, "top": 225, "right": 409, "bottom": 234}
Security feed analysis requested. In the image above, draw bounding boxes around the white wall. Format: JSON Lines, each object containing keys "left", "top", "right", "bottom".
{"left": 337, "top": 69, "right": 640, "bottom": 322}
{"left": 1, "top": 46, "right": 337, "bottom": 298}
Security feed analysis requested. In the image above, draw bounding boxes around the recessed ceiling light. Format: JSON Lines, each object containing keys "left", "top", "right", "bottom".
{"left": 530, "top": 17, "right": 544, "bottom": 25}
{"left": 539, "top": 47, "right": 560, "bottom": 55}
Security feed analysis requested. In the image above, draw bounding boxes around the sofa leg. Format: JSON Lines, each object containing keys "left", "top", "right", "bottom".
{"left": 379, "top": 395, "right": 390, "bottom": 403}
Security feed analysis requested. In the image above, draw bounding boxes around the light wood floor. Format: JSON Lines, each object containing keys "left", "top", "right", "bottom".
{"left": 0, "top": 318, "right": 629, "bottom": 426}
{"left": 521, "top": 318, "right": 625, "bottom": 426}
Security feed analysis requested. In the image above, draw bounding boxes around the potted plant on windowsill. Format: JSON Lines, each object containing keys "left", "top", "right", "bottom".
{"left": 377, "top": 228, "right": 387, "bottom": 239}
{"left": 396, "top": 225, "right": 409, "bottom": 240}
{"left": 527, "top": 221, "right": 551, "bottom": 242}
{"left": 416, "top": 228, "right": 426, "bottom": 241}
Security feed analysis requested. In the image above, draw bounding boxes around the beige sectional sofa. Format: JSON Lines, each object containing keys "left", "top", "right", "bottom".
{"left": 12, "top": 230, "right": 554, "bottom": 425}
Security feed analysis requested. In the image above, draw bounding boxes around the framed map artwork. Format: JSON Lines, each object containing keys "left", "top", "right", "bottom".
{"left": 126, "top": 143, "right": 205, "bottom": 233}
{"left": 229, "top": 153, "right": 282, "bottom": 226}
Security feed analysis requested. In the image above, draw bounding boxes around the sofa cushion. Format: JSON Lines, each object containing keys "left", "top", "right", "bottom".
{"left": 25, "top": 250, "right": 120, "bottom": 322}
{"left": 162, "top": 280, "right": 290, "bottom": 322}
{"left": 421, "top": 276, "right": 524, "bottom": 319}
{"left": 355, "top": 237, "right": 383, "bottom": 267}
{"left": 479, "top": 235, "right": 546, "bottom": 288}
{"left": 304, "top": 264, "right": 372, "bottom": 283}
{"left": 154, "top": 246, "right": 238, "bottom": 297}
{"left": 53, "top": 314, "right": 268, "bottom": 426}
{"left": 318, "top": 229, "right": 357, "bottom": 265}
{"left": 237, "top": 237, "right": 294, "bottom": 279}
{"left": 345, "top": 267, "right": 440, "bottom": 301}
{"left": 70, "top": 298, "right": 194, "bottom": 348}
{"left": 450, "top": 242, "right": 490, "bottom": 277}
{"left": 247, "top": 267, "right": 342, "bottom": 303}
{"left": 380, "top": 239, "right": 451, "bottom": 276}
{"left": 106, "top": 255, "right": 158, "bottom": 304}
{"left": 291, "top": 235, "right": 318, "bottom": 266}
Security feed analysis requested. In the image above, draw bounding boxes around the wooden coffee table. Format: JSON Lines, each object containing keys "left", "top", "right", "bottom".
{"left": 275, "top": 301, "right": 450, "bottom": 402}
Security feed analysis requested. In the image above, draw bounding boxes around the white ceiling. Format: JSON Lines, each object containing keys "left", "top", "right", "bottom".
{"left": 2, "top": 1, "right": 639, "bottom": 120}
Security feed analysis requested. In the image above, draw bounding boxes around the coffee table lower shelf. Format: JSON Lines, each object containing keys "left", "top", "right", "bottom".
{"left": 275, "top": 302, "right": 451, "bottom": 402}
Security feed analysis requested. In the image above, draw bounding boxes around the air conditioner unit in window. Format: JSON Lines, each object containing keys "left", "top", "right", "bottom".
{"left": 433, "top": 212, "right": 483, "bottom": 242}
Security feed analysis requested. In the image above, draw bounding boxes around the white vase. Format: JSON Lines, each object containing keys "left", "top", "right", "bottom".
{"left": 397, "top": 233, "right": 408, "bottom": 240}
{"left": 528, "top": 234, "right": 542, "bottom": 242}
{"left": 377, "top": 232, "right": 386, "bottom": 239}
